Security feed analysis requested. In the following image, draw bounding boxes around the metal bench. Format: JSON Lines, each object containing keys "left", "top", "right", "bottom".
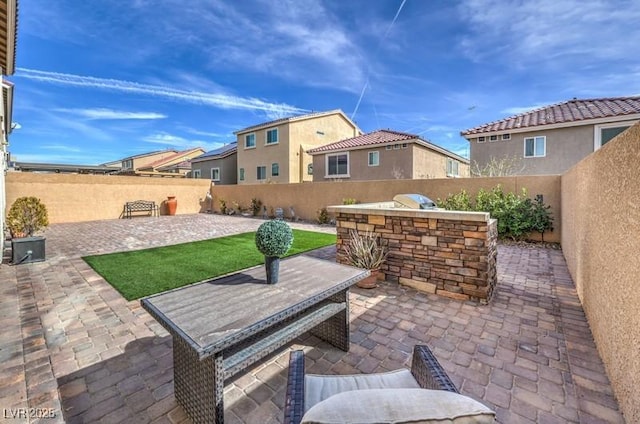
{"left": 123, "top": 200, "right": 158, "bottom": 218}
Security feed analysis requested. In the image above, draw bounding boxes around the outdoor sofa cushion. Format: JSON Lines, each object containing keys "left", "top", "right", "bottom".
{"left": 300, "top": 388, "right": 496, "bottom": 424}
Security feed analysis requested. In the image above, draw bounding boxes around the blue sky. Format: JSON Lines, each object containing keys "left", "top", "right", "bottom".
{"left": 9, "top": 0, "right": 640, "bottom": 165}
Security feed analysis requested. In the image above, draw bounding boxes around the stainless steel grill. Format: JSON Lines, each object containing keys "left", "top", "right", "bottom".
{"left": 393, "top": 194, "right": 437, "bottom": 209}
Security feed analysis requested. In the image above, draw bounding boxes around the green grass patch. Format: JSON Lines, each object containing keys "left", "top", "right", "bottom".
{"left": 83, "top": 229, "right": 336, "bottom": 301}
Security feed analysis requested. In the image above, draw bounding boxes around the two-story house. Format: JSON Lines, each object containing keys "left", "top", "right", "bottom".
{"left": 234, "top": 110, "right": 360, "bottom": 184}
{"left": 462, "top": 96, "right": 640, "bottom": 175}
{"left": 191, "top": 142, "right": 237, "bottom": 185}
{"left": 307, "top": 129, "right": 470, "bottom": 181}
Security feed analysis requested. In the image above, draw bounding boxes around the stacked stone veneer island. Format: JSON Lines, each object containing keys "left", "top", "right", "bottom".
{"left": 328, "top": 202, "right": 497, "bottom": 304}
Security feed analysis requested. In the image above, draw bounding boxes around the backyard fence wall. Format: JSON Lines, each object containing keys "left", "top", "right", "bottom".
{"left": 561, "top": 122, "right": 640, "bottom": 422}
{"left": 210, "top": 175, "right": 561, "bottom": 243}
{"left": 5, "top": 173, "right": 212, "bottom": 223}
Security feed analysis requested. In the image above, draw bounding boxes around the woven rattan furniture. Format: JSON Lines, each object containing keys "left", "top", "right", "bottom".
{"left": 283, "top": 345, "right": 460, "bottom": 424}
{"left": 141, "top": 255, "right": 369, "bottom": 424}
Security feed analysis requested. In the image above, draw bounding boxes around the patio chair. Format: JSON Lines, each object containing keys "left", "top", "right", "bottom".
{"left": 284, "top": 345, "right": 495, "bottom": 424}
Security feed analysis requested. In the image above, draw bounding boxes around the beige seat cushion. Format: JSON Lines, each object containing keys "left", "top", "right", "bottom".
{"left": 304, "top": 369, "right": 420, "bottom": 412}
{"left": 301, "top": 388, "right": 496, "bottom": 424}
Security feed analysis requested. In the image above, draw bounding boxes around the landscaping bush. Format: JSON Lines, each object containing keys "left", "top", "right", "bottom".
{"left": 437, "top": 185, "right": 553, "bottom": 240}
{"left": 6, "top": 196, "right": 49, "bottom": 237}
{"left": 255, "top": 220, "right": 294, "bottom": 257}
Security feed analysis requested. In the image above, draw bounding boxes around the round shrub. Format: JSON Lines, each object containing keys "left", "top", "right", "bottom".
{"left": 255, "top": 220, "right": 294, "bottom": 257}
{"left": 7, "top": 196, "right": 49, "bottom": 237}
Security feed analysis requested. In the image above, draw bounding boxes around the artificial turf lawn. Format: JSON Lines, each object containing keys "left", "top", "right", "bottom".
{"left": 82, "top": 229, "right": 336, "bottom": 301}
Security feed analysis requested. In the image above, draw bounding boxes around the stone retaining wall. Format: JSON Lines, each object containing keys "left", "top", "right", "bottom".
{"left": 330, "top": 204, "right": 497, "bottom": 304}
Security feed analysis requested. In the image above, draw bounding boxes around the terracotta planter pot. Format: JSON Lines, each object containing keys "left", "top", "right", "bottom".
{"left": 357, "top": 269, "right": 381, "bottom": 289}
{"left": 166, "top": 196, "right": 177, "bottom": 216}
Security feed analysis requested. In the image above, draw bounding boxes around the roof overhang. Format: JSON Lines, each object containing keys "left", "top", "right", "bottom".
{"left": 3, "top": 79, "right": 13, "bottom": 136}
{"left": 0, "top": 0, "right": 18, "bottom": 75}
{"left": 461, "top": 114, "right": 640, "bottom": 140}
{"left": 234, "top": 109, "right": 359, "bottom": 135}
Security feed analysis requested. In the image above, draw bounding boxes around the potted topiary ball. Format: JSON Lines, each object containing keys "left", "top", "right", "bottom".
{"left": 6, "top": 196, "right": 49, "bottom": 264}
{"left": 255, "top": 219, "right": 294, "bottom": 284}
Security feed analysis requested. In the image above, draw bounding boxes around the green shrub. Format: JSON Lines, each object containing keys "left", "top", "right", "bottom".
{"left": 255, "top": 220, "right": 294, "bottom": 257}
{"left": 438, "top": 185, "right": 554, "bottom": 241}
{"left": 7, "top": 196, "right": 49, "bottom": 237}
{"left": 342, "top": 198, "right": 358, "bottom": 205}
{"left": 219, "top": 199, "right": 227, "bottom": 214}
{"left": 317, "top": 207, "right": 330, "bottom": 224}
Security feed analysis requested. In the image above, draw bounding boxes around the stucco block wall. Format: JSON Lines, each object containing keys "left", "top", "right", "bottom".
{"left": 470, "top": 126, "right": 594, "bottom": 175}
{"left": 211, "top": 175, "right": 560, "bottom": 242}
{"left": 5, "top": 173, "right": 212, "bottom": 223}
{"left": 561, "top": 123, "right": 640, "bottom": 422}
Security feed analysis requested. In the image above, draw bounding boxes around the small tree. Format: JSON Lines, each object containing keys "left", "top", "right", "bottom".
{"left": 6, "top": 197, "right": 49, "bottom": 238}
{"left": 471, "top": 155, "right": 525, "bottom": 177}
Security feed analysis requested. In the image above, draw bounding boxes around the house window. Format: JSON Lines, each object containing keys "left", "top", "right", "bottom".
{"left": 245, "top": 133, "right": 256, "bottom": 148}
{"left": 524, "top": 136, "right": 546, "bottom": 157}
{"left": 368, "top": 151, "right": 379, "bottom": 166}
{"left": 193, "top": 169, "right": 201, "bottom": 179}
{"left": 326, "top": 152, "right": 349, "bottom": 177}
{"left": 239, "top": 168, "right": 245, "bottom": 181}
{"left": 307, "top": 163, "right": 313, "bottom": 175}
{"left": 489, "top": 135, "right": 498, "bottom": 142}
{"left": 257, "top": 166, "right": 266, "bottom": 180}
{"left": 123, "top": 159, "right": 133, "bottom": 169}
{"left": 271, "top": 163, "right": 279, "bottom": 176}
{"left": 385, "top": 145, "right": 392, "bottom": 150}
{"left": 502, "top": 134, "right": 511, "bottom": 140}
{"left": 266, "top": 128, "right": 278, "bottom": 145}
{"left": 477, "top": 136, "right": 486, "bottom": 143}
{"left": 401, "top": 143, "right": 408, "bottom": 149}
{"left": 446, "top": 158, "right": 459, "bottom": 177}
{"left": 594, "top": 122, "right": 636, "bottom": 150}
{"left": 211, "top": 168, "right": 220, "bottom": 181}
{"left": 393, "top": 144, "right": 400, "bottom": 150}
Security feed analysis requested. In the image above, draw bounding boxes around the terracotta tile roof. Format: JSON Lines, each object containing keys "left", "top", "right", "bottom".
{"left": 234, "top": 109, "right": 358, "bottom": 134}
{"left": 307, "top": 129, "right": 415, "bottom": 153}
{"left": 141, "top": 147, "right": 205, "bottom": 169}
{"left": 307, "top": 129, "right": 469, "bottom": 163}
{"left": 462, "top": 96, "right": 640, "bottom": 136}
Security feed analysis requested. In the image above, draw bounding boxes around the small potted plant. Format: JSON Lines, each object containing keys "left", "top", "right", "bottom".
{"left": 6, "top": 196, "right": 49, "bottom": 264}
{"left": 343, "top": 230, "right": 388, "bottom": 289}
{"left": 255, "top": 220, "right": 294, "bottom": 284}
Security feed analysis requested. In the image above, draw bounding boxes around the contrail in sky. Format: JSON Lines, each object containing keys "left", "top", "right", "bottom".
{"left": 351, "top": 0, "right": 408, "bottom": 120}
{"left": 16, "top": 68, "right": 308, "bottom": 118}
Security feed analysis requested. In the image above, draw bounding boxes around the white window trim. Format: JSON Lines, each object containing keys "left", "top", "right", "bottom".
{"left": 271, "top": 162, "right": 279, "bottom": 176}
{"left": 593, "top": 121, "right": 637, "bottom": 151}
{"left": 489, "top": 135, "right": 498, "bottom": 142}
{"left": 524, "top": 136, "right": 546, "bottom": 158}
{"left": 266, "top": 128, "right": 279, "bottom": 145}
{"left": 239, "top": 168, "right": 245, "bottom": 181}
{"left": 193, "top": 169, "right": 201, "bottom": 179}
{"left": 477, "top": 136, "right": 486, "bottom": 143}
{"left": 446, "top": 158, "right": 459, "bottom": 177}
{"left": 502, "top": 134, "right": 511, "bottom": 141}
{"left": 368, "top": 151, "right": 379, "bottom": 167}
{"left": 211, "top": 167, "right": 220, "bottom": 181}
{"left": 244, "top": 133, "right": 256, "bottom": 149}
{"left": 325, "top": 152, "right": 350, "bottom": 178}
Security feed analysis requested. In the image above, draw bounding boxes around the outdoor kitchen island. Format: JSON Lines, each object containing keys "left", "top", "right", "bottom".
{"left": 329, "top": 197, "right": 497, "bottom": 304}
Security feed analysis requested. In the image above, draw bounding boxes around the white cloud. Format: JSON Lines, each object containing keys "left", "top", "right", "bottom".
{"left": 501, "top": 103, "right": 557, "bottom": 115}
{"left": 142, "top": 132, "right": 220, "bottom": 151}
{"left": 55, "top": 108, "right": 167, "bottom": 120}
{"left": 41, "top": 145, "right": 83, "bottom": 152}
{"left": 458, "top": 0, "right": 640, "bottom": 66}
{"left": 16, "top": 68, "right": 308, "bottom": 116}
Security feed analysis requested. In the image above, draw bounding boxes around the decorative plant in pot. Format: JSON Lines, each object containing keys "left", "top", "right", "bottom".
{"left": 343, "top": 230, "right": 388, "bottom": 289}
{"left": 255, "top": 220, "right": 294, "bottom": 284}
{"left": 6, "top": 196, "right": 49, "bottom": 264}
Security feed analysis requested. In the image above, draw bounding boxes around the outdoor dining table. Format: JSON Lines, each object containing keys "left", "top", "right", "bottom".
{"left": 141, "top": 255, "right": 369, "bottom": 424}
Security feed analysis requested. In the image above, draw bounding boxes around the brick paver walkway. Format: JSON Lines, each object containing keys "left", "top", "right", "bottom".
{"left": 0, "top": 214, "right": 625, "bottom": 423}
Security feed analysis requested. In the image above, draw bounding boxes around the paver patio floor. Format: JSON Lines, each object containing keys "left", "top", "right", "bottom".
{"left": 0, "top": 214, "right": 625, "bottom": 423}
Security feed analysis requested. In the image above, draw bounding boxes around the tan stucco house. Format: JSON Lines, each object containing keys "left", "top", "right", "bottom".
{"left": 234, "top": 110, "right": 360, "bottom": 184}
{"left": 118, "top": 148, "right": 205, "bottom": 177}
{"left": 307, "top": 129, "right": 469, "bottom": 181}
{"left": 191, "top": 142, "right": 237, "bottom": 185}
{"left": 462, "top": 96, "right": 640, "bottom": 175}
{"left": 1, "top": 0, "right": 18, "bottom": 256}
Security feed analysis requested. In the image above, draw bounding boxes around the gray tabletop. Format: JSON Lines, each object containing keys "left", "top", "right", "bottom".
{"left": 142, "top": 255, "right": 367, "bottom": 357}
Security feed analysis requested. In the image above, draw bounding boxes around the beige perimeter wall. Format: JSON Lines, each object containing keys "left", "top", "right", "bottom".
{"left": 211, "top": 175, "right": 561, "bottom": 243}
{"left": 561, "top": 123, "right": 640, "bottom": 422}
{"left": 5, "top": 173, "right": 212, "bottom": 223}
